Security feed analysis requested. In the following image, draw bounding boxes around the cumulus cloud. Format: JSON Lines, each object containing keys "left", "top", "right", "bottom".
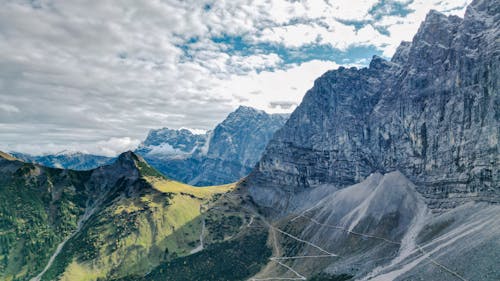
{"left": 269, "top": 101, "right": 297, "bottom": 110}
{"left": 0, "top": 137, "right": 140, "bottom": 157}
{"left": 215, "top": 60, "right": 343, "bottom": 113}
{"left": 0, "top": 0, "right": 473, "bottom": 156}
{"left": 145, "top": 143, "right": 184, "bottom": 157}
{"left": 0, "top": 104, "right": 20, "bottom": 113}
{"left": 94, "top": 137, "right": 141, "bottom": 157}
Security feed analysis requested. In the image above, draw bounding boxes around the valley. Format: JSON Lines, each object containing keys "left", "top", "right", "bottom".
{"left": 0, "top": 152, "right": 268, "bottom": 281}
{"left": 0, "top": 0, "right": 498, "bottom": 280}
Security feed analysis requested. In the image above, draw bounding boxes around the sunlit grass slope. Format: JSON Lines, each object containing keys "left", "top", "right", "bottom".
{"left": 113, "top": 178, "right": 272, "bottom": 281}
{"left": 0, "top": 152, "right": 269, "bottom": 281}
{"left": 49, "top": 174, "right": 235, "bottom": 281}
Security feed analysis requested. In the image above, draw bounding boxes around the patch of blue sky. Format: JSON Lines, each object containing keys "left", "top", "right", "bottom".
{"left": 369, "top": 0, "right": 414, "bottom": 21}
{"left": 335, "top": 19, "right": 371, "bottom": 31}
{"left": 439, "top": 3, "right": 469, "bottom": 14}
{"left": 336, "top": 1, "right": 414, "bottom": 36}
{"left": 178, "top": 34, "right": 383, "bottom": 71}
{"left": 281, "top": 44, "right": 383, "bottom": 66}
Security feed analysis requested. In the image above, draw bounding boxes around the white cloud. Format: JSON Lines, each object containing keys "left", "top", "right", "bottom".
{"left": 229, "top": 53, "right": 283, "bottom": 72}
{"left": 180, "top": 127, "right": 207, "bottom": 135}
{"left": 257, "top": 23, "right": 324, "bottom": 48}
{"left": 255, "top": 22, "right": 382, "bottom": 54}
{"left": 253, "top": 0, "right": 472, "bottom": 55}
{"left": 0, "top": 0, "right": 474, "bottom": 155}
{"left": 145, "top": 143, "right": 184, "bottom": 157}
{"left": 1, "top": 137, "right": 140, "bottom": 157}
{"left": 214, "top": 60, "right": 345, "bottom": 114}
{"left": 0, "top": 104, "right": 20, "bottom": 113}
{"left": 94, "top": 137, "right": 141, "bottom": 157}
{"left": 327, "top": 0, "right": 380, "bottom": 21}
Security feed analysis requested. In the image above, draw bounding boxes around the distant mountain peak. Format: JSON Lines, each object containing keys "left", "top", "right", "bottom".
{"left": 228, "top": 105, "right": 265, "bottom": 119}
{"left": 53, "top": 149, "right": 82, "bottom": 156}
{"left": 235, "top": 105, "right": 261, "bottom": 112}
{"left": 116, "top": 150, "right": 142, "bottom": 164}
{"left": 232, "top": 105, "right": 289, "bottom": 118}
{"left": 135, "top": 105, "right": 289, "bottom": 186}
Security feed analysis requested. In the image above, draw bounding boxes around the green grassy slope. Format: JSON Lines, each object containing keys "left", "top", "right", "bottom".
{"left": 44, "top": 177, "right": 236, "bottom": 281}
{"left": 0, "top": 152, "right": 271, "bottom": 281}
{"left": 117, "top": 231, "right": 271, "bottom": 281}
{"left": 0, "top": 157, "right": 89, "bottom": 281}
{"left": 113, "top": 180, "right": 272, "bottom": 281}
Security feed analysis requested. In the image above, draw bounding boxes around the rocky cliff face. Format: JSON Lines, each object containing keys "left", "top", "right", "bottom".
{"left": 138, "top": 106, "right": 288, "bottom": 186}
{"left": 249, "top": 0, "right": 499, "bottom": 211}
{"left": 206, "top": 106, "right": 288, "bottom": 168}
{"left": 244, "top": 4, "right": 500, "bottom": 280}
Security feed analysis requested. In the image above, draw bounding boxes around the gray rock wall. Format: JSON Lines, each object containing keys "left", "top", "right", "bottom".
{"left": 249, "top": 0, "right": 499, "bottom": 210}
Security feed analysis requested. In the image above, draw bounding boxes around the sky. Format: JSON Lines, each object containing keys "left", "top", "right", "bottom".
{"left": 0, "top": 0, "right": 472, "bottom": 156}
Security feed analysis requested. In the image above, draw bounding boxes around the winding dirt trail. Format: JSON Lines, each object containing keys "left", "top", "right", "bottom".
{"left": 190, "top": 206, "right": 206, "bottom": 254}
{"left": 31, "top": 204, "right": 97, "bottom": 281}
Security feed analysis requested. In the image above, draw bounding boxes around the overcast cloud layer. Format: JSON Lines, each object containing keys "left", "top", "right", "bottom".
{"left": 0, "top": 0, "right": 471, "bottom": 156}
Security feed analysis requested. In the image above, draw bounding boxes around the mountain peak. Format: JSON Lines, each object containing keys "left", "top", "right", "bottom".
{"left": 221, "top": 106, "right": 267, "bottom": 125}
{"left": 116, "top": 151, "right": 144, "bottom": 165}
{"left": 391, "top": 41, "right": 411, "bottom": 64}
{"left": 413, "top": 8, "right": 462, "bottom": 46}
{"left": 426, "top": 9, "right": 445, "bottom": 20}
{"left": 234, "top": 105, "right": 262, "bottom": 115}
{"left": 110, "top": 151, "right": 144, "bottom": 172}
{"left": 369, "top": 55, "right": 392, "bottom": 70}
{"left": 117, "top": 150, "right": 167, "bottom": 179}
{"left": 248, "top": 0, "right": 498, "bottom": 211}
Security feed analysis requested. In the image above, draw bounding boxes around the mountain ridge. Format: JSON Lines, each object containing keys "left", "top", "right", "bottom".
{"left": 10, "top": 106, "right": 289, "bottom": 187}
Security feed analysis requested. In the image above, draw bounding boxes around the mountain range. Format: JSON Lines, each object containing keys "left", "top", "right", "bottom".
{"left": 11, "top": 152, "right": 114, "bottom": 171}
{"left": 0, "top": 0, "right": 498, "bottom": 280}
{"left": 137, "top": 105, "right": 289, "bottom": 186}
{"left": 12, "top": 106, "right": 288, "bottom": 187}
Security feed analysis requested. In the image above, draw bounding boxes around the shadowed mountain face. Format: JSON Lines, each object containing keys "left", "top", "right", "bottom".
{"left": 136, "top": 106, "right": 289, "bottom": 186}
{"left": 0, "top": 151, "right": 142, "bottom": 280}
